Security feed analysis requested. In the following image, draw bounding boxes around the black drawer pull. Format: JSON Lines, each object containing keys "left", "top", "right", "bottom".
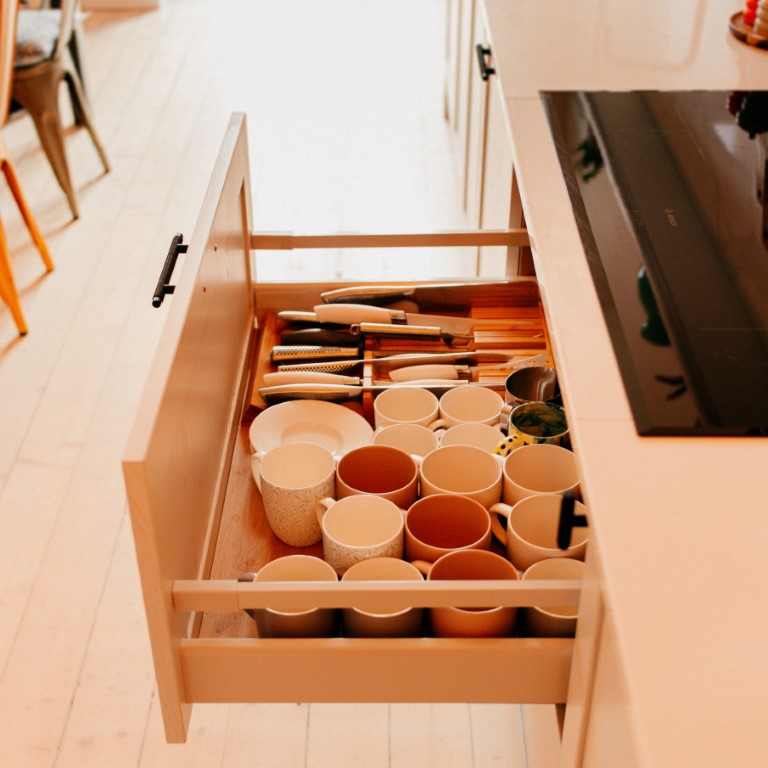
{"left": 476, "top": 44, "right": 495, "bottom": 81}
{"left": 152, "top": 233, "right": 188, "bottom": 308}
{"left": 557, "top": 491, "right": 588, "bottom": 550}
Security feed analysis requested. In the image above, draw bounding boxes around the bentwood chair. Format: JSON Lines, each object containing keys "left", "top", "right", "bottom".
{"left": 12, "top": 0, "right": 109, "bottom": 219}
{"left": 1, "top": 0, "right": 54, "bottom": 335}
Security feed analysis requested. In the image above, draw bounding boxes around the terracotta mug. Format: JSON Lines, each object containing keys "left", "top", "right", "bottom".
{"left": 490, "top": 493, "right": 588, "bottom": 570}
{"left": 336, "top": 444, "right": 419, "bottom": 509}
{"left": 341, "top": 557, "right": 424, "bottom": 638}
{"left": 250, "top": 555, "right": 338, "bottom": 638}
{"left": 405, "top": 493, "right": 492, "bottom": 574}
{"left": 250, "top": 441, "right": 336, "bottom": 546}
{"left": 315, "top": 494, "right": 405, "bottom": 576}
{"left": 427, "top": 549, "right": 519, "bottom": 638}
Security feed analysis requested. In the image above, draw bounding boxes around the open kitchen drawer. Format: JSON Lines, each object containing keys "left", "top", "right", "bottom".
{"left": 122, "top": 113, "right": 582, "bottom": 744}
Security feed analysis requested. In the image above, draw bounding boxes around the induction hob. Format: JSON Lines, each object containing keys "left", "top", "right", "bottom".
{"left": 541, "top": 89, "right": 768, "bottom": 436}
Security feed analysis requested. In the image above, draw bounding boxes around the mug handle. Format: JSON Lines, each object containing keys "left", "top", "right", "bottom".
{"left": 249, "top": 451, "right": 266, "bottom": 492}
{"left": 315, "top": 496, "right": 335, "bottom": 527}
{"left": 488, "top": 503, "right": 513, "bottom": 545}
{"left": 427, "top": 418, "right": 450, "bottom": 431}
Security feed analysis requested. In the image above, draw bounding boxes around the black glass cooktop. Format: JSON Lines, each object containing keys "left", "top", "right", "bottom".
{"left": 541, "top": 89, "right": 768, "bottom": 436}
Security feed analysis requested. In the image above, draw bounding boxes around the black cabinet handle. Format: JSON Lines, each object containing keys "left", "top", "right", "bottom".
{"left": 476, "top": 44, "right": 495, "bottom": 81}
{"left": 152, "top": 233, "right": 188, "bottom": 308}
{"left": 557, "top": 491, "right": 588, "bottom": 550}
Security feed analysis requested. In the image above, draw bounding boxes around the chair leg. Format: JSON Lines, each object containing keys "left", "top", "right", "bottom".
{"left": 64, "top": 65, "right": 110, "bottom": 174}
{"left": 13, "top": 66, "right": 80, "bottom": 219}
{"left": 1, "top": 158, "right": 55, "bottom": 273}
{"left": 0, "top": 216, "right": 28, "bottom": 335}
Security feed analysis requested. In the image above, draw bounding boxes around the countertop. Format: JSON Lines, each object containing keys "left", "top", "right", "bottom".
{"left": 483, "top": 1, "right": 768, "bottom": 765}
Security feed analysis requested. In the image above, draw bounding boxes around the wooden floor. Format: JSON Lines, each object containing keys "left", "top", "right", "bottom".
{"left": 0, "top": 1, "right": 532, "bottom": 765}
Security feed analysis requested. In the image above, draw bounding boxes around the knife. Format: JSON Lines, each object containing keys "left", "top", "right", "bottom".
{"left": 270, "top": 345, "right": 363, "bottom": 363}
{"left": 259, "top": 381, "right": 471, "bottom": 405}
{"left": 277, "top": 303, "right": 538, "bottom": 336}
{"left": 275, "top": 350, "right": 543, "bottom": 373}
{"left": 319, "top": 279, "right": 539, "bottom": 307}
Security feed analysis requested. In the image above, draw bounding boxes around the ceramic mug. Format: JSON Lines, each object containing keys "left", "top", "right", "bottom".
{"left": 341, "top": 557, "right": 424, "bottom": 638}
{"left": 373, "top": 386, "right": 439, "bottom": 429}
{"left": 335, "top": 444, "right": 419, "bottom": 508}
{"left": 521, "top": 557, "right": 585, "bottom": 637}
{"left": 427, "top": 549, "right": 519, "bottom": 638}
{"left": 490, "top": 493, "right": 588, "bottom": 570}
{"left": 439, "top": 421, "right": 506, "bottom": 453}
{"left": 429, "top": 385, "right": 505, "bottom": 430}
{"left": 250, "top": 441, "right": 336, "bottom": 546}
{"left": 250, "top": 555, "right": 338, "bottom": 638}
{"left": 315, "top": 494, "right": 405, "bottom": 575}
{"left": 405, "top": 493, "right": 492, "bottom": 574}
{"left": 419, "top": 444, "right": 503, "bottom": 509}
{"left": 372, "top": 422, "right": 440, "bottom": 460}
{"left": 498, "top": 443, "right": 581, "bottom": 505}
{"left": 495, "top": 401, "right": 569, "bottom": 453}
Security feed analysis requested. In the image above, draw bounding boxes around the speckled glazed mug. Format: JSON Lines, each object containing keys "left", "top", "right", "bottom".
{"left": 250, "top": 442, "right": 336, "bottom": 546}
{"left": 315, "top": 494, "right": 405, "bottom": 576}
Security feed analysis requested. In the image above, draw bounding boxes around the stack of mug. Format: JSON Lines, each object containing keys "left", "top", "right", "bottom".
{"left": 248, "top": 367, "right": 586, "bottom": 640}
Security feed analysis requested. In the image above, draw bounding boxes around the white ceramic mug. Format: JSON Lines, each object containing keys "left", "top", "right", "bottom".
{"left": 490, "top": 493, "right": 588, "bottom": 570}
{"left": 521, "top": 557, "right": 585, "bottom": 637}
{"left": 427, "top": 549, "right": 519, "bottom": 638}
{"left": 372, "top": 422, "right": 440, "bottom": 459}
{"left": 429, "top": 385, "right": 505, "bottom": 430}
{"left": 335, "top": 444, "right": 419, "bottom": 509}
{"left": 315, "top": 495, "right": 405, "bottom": 575}
{"left": 497, "top": 443, "right": 581, "bottom": 505}
{"left": 250, "top": 555, "right": 338, "bottom": 638}
{"left": 341, "top": 557, "right": 424, "bottom": 638}
{"left": 250, "top": 441, "right": 336, "bottom": 546}
{"left": 373, "top": 386, "right": 439, "bottom": 429}
{"left": 439, "top": 421, "right": 506, "bottom": 453}
{"left": 419, "top": 444, "right": 502, "bottom": 509}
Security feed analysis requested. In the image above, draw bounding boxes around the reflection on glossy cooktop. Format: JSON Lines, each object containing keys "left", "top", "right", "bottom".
{"left": 542, "top": 89, "right": 768, "bottom": 436}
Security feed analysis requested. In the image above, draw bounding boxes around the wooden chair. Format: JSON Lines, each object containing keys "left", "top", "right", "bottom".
{"left": 1, "top": 0, "right": 54, "bottom": 335}
{"left": 12, "top": 0, "right": 109, "bottom": 219}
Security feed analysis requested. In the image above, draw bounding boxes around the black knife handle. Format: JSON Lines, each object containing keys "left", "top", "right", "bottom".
{"left": 280, "top": 328, "right": 362, "bottom": 347}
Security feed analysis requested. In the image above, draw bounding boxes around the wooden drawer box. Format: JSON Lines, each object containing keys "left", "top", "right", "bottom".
{"left": 122, "top": 113, "right": 581, "bottom": 743}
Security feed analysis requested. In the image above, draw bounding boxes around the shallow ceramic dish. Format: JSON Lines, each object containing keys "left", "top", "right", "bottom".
{"left": 248, "top": 400, "right": 373, "bottom": 458}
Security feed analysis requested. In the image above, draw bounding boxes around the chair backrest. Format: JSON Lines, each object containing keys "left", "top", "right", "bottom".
{"left": 1, "top": 0, "right": 19, "bottom": 125}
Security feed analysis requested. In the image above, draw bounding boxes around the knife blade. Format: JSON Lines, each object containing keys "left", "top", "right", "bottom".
{"left": 311, "top": 304, "right": 475, "bottom": 336}
{"left": 259, "top": 381, "right": 471, "bottom": 405}
{"left": 319, "top": 279, "right": 539, "bottom": 307}
{"left": 270, "top": 345, "right": 363, "bottom": 363}
{"left": 275, "top": 350, "right": 541, "bottom": 373}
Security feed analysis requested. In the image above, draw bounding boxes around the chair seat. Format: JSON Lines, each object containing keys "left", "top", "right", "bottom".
{"left": 15, "top": 9, "right": 61, "bottom": 69}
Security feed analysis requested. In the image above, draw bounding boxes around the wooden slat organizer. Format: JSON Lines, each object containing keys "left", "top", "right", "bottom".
{"left": 123, "top": 113, "right": 582, "bottom": 744}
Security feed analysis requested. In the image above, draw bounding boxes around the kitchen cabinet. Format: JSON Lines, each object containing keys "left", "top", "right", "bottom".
{"left": 122, "top": 112, "right": 583, "bottom": 745}
{"left": 449, "top": 0, "right": 523, "bottom": 277}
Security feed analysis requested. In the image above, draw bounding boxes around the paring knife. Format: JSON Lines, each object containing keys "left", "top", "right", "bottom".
{"left": 319, "top": 279, "right": 539, "bottom": 307}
